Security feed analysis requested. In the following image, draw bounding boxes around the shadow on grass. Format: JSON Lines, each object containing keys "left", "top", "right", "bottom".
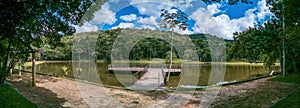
{"left": 7, "top": 79, "right": 68, "bottom": 108}
{"left": 0, "top": 84, "right": 37, "bottom": 108}
{"left": 269, "top": 72, "right": 300, "bottom": 108}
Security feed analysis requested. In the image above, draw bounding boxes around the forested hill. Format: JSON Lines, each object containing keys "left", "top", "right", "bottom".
{"left": 40, "top": 28, "right": 233, "bottom": 62}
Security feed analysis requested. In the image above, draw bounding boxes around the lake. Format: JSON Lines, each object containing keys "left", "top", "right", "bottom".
{"left": 24, "top": 61, "right": 279, "bottom": 87}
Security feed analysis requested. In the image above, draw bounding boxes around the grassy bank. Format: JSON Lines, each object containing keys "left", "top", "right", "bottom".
{"left": 0, "top": 84, "right": 37, "bottom": 108}
{"left": 269, "top": 72, "right": 300, "bottom": 108}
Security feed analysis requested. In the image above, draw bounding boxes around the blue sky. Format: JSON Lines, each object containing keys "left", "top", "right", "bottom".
{"left": 75, "top": 0, "right": 273, "bottom": 39}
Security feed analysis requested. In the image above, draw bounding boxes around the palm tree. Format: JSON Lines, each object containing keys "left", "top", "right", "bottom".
{"left": 160, "top": 8, "right": 189, "bottom": 83}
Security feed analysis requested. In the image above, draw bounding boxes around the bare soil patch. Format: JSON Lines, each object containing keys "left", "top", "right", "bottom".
{"left": 7, "top": 73, "right": 297, "bottom": 108}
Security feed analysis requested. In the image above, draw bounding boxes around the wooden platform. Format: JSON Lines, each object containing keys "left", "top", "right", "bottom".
{"left": 127, "top": 68, "right": 165, "bottom": 90}
{"left": 108, "top": 66, "right": 181, "bottom": 90}
{"left": 108, "top": 67, "right": 181, "bottom": 73}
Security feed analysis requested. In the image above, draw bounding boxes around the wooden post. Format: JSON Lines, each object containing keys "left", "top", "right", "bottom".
{"left": 9, "top": 58, "right": 12, "bottom": 76}
{"left": 10, "top": 68, "right": 12, "bottom": 76}
{"left": 18, "top": 59, "right": 22, "bottom": 77}
{"left": 32, "top": 51, "right": 36, "bottom": 86}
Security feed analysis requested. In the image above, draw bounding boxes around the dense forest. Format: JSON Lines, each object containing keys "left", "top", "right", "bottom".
{"left": 228, "top": 0, "right": 300, "bottom": 74}
{"left": 40, "top": 28, "right": 232, "bottom": 63}
{"left": 1, "top": 0, "right": 298, "bottom": 85}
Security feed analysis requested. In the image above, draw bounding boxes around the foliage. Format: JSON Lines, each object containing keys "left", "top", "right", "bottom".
{"left": 40, "top": 28, "right": 225, "bottom": 63}
{"left": 165, "top": 51, "right": 178, "bottom": 63}
{"left": 227, "top": 25, "right": 280, "bottom": 65}
{"left": 269, "top": 72, "right": 300, "bottom": 85}
{"left": 228, "top": 0, "right": 300, "bottom": 75}
{"left": 269, "top": 0, "right": 300, "bottom": 74}
{"left": 0, "top": 1, "right": 95, "bottom": 84}
{"left": 0, "top": 84, "right": 37, "bottom": 107}
{"left": 160, "top": 8, "right": 189, "bottom": 82}
{"left": 61, "top": 66, "right": 69, "bottom": 76}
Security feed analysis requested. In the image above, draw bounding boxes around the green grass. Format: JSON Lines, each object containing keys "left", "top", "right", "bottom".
{"left": 272, "top": 89, "right": 300, "bottom": 108}
{"left": 211, "top": 81, "right": 296, "bottom": 108}
{"left": 269, "top": 72, "right": 300, "bottom": 108}
{"left": 0, "top": 84, "right": 37, "bottom": 108}
{"left": 269, "top": 72, "right": 300, "bottom": 85}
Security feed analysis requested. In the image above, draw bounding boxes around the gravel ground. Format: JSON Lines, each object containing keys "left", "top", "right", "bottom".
{"left": 6, "top": 73, "right": 297, "bottom": 108}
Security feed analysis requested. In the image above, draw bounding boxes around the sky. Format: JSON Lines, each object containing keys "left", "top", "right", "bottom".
{"left": 74, "top": 0, "right": 274, "bottom": 40}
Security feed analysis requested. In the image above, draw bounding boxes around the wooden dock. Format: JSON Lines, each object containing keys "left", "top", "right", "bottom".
{"left": 108, "top": 67, "right": 181, "bottom": 73}
{"left": 108, "top": 66, "right": 181, "bottom": 90}
{"left": 128, "top": 68, "right": 165, "bottom": 90}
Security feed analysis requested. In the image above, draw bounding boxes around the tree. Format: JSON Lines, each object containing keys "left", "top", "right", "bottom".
{"left": 0, "top": 0, "right": 94, "bottom": 84}
{"left": 228, "top": 0, "right": 300, "bottom": 76}
{"left": 160, "top": 8, "right": 188, "bottom": 83}
{"left": 269, "top": 0, "right": 300, "bottom": 76}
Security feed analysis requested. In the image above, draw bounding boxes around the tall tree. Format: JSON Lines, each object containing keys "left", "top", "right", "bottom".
{"left": 229, "top": 0, "right": 300, "bottom": 77}
{"left": 0, "top": 0, "right": 94, "bottom": 84}
{"left": 160, "top": 8, "right": 188, "bottom": 83}
{"left": 269, "top": 0, "right": 300, "bottom": 76}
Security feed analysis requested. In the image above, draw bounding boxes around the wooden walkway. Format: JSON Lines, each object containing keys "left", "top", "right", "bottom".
{"left": 108, "top": 67, "right": 181, "bottom": 73}
{"left": 128, "top": 68, "right": 165, "bottom": 90}
{"left": 108, "top": 66, "right": 181, "bottom": 90}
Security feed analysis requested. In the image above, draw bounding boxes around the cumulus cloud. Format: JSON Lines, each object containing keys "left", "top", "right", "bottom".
{"left": 91, "top": 3, "right": 117, "bottom": 25}
{"left": 257, "top": 0, "right": 273, "bottom": 20}
{"left": 140, "top": 25, "right": 156, "bottom": 30}
{"left": 138, "top": 16, "right": 158, "bottom": 27}
{"left": 112, "top": 23, "right": 135, "bottom": 29}
{"left": 74, "top": 22, "right": 98, "bottom": 33}
{"left": 191, "top": 0, "right": 272, "bottom": 39}
{"left": 134, "top": 3, "right": 167, "bottom": 17}
{"left": 120, "top": 14, "right": 137, "bottom": 22}
{"left": 131, "top": 0, "right": 194, "bottom": 13}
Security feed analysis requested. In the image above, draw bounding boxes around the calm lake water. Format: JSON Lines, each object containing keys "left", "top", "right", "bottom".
{"left": 24, "top": 61, "right": 279, "bottom": 87}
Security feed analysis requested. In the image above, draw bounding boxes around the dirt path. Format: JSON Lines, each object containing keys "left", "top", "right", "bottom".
{"left": 7, "top": 73, "right": 297, "bottom": 108}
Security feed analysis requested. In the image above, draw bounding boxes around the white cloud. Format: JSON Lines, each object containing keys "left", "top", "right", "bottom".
{"left": 74, "top": 22, "right": 98, "bottom": 33}
{"left": 256, "top": 0, "right": 273, "bottom": 20}
{"left": 131, "top": 0, "right": 194, "bottom": 11}
{"left": 112, "top": 23, "right": 135, "bottom": 29}
{"left": 134, "top": 3, "right": 167, "bottom": 17}
{"left": 120, "top": 14, "right": 137, "bottom": 22}
{"left": 207, "top": 3, "right": 222, "bottom": 15}
{"left": 191, "top": 0, "right": 272, "bottom": 39}
{"left": 137, "top": 16, "right": 158, "bottom": 27}
{"left": 140, "top": 25, "right": 156, "bottom": 30}
{"left": 191, "top": 4, "right": 221, "bottom": 37}
{"left": 91, "top": 3, "right": 117, "bottom": 25}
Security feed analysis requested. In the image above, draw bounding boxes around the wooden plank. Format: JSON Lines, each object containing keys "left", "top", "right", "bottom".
{"left": 128, "top": 68, "right": 165, "bottom": 90}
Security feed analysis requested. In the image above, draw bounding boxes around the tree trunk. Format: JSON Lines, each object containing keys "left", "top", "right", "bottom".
{"left": 283, "top": 42, "right": 286, "bottom": 77}
{"left": 32, "top": 52, "right": 36, "bottom": 86}
{"left": 166, "top": 27, "right": 174, "bottom": 83}
{"left": 282, "top": 12, "right": 286, "bottom": 77}
{"left": 0, "top": 40, "right": 12, "bottom": 84}
{"left": 279, "top": 50, "right": 283, "bottom": 74}
{"left": 18, "top": 59, "right": 22, "bottom": 77}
